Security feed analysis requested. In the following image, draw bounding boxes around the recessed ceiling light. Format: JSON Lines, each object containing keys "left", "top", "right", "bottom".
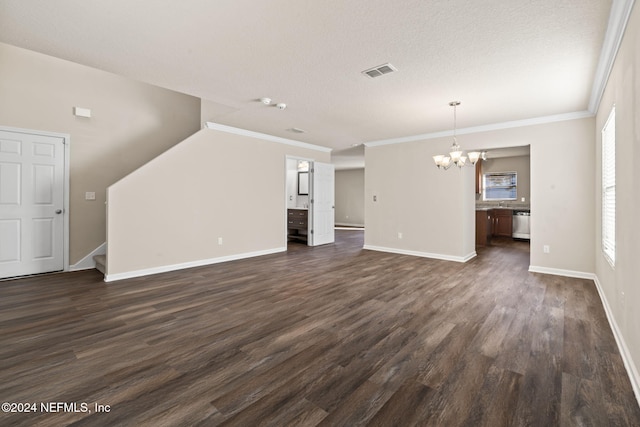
{"left": 259, "top": 97, "right": 271, "bottom": 105}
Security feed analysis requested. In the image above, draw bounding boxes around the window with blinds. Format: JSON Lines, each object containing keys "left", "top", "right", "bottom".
{"left": 482, "top": 172, "right": 517, "bottom": 201}
{"left": 602, "top": 106, "right": 615, "bottom": 267}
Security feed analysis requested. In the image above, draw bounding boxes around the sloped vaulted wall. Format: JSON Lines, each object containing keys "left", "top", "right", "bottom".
{"left": 106, "top": 126, "right": 330, "bottom": 280}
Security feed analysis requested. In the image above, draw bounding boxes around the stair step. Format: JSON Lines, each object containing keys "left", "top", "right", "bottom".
{"left": 93, "top": 255, "right": 106, "bottom": 275}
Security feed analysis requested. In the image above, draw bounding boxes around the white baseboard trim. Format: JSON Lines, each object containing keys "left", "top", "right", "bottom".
{"left": 104, "top": 247, "right": 287, "bottom": 282}
{"left": 69, "top": 242, "right": 106, "bottom": 271}
{"left": 528, "top": 265, "right": 595, "bottom": 280}
{"left": 363, "top": 245, "right": 476, "bottom": 263}
{"left": 593, "top": 275, "right": 640, "bottom": 406}
{"left": 335, "top": 222, "right": 365, "bottom": 228}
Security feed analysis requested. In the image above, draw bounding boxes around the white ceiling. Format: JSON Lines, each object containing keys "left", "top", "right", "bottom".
{"left": 0, "top": 0, "right": 614, "bottom": 158}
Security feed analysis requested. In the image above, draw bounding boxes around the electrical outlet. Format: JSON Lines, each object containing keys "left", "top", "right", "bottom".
{"left": 218, "top": 237, "right": 223, "bottom": 245}
{"left": 543, "top": 245, "right": 550, "bottom": 253}
{"left": 373, "top": 195, "right": 377, "bottom": 202}
{"left": 398, "top": 232, "right": 403, "bottom": 239}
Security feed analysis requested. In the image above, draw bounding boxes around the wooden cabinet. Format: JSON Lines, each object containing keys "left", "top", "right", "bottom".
{"left": 492, "top": 209, "right": 513, "bottom": 237}
{"left": 476, "top": 208, "right": 513, "bottom": 246}
{"left": 287, "top": 209, "right": 308, "bottom": 242}
{"left": 475, "top": 210, "right": 492, "bottom": 247}
{"left": 475, "top": 159, "right": 483, "bottom": 194}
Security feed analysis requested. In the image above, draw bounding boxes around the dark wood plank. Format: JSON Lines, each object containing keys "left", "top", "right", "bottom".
{"left": 0, "top": 230, "right": 638, "bottom": 426}
{"left": 462, "top": 365, "right": 523, "bottom": 427}
{"left": 366, "top": 379, "right": 436, "bottom": 426}
{"left": 560, "top": 372, "right": 607, "bottom": 427}
{"left": 416, "top": 322, "right": 483, "bottom": 388}
{"left": 512, "top": 350, "right": 563, "bottom": 426}
{"left": 563, "top": 316, "right": 597, "bottom": 380}
{"left": 420, "top": 352, "right": 495, "bottom": 426}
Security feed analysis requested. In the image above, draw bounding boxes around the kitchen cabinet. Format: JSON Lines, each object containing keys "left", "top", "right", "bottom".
{"left": 475, "top": 159, "right": 483, "bottom": 194}
{"left": 475, "top": 210, "right": 492, "bottom": 247}
{"left": 492, "top": 209, "right": 513, "bottom": 237}
{"left": 476, "top": 208, "right": 514, "bottom": 246}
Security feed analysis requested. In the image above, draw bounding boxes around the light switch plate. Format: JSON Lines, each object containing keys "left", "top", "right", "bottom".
{"left": 85, "top": 192, "right": 96, "bottom": 200}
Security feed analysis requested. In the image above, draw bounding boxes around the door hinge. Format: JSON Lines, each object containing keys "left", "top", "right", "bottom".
{"left": 310, "top": 199, "right": 314, "bottom": 203}
{"left": 311, "top": 229, "right": 314, "bottom": 234}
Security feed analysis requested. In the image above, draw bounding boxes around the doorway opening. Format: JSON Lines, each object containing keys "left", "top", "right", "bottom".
{"left": 286, "top": 158, "right": 310, "bottom": 247}
{"left": 285, "top": 156, "right": 335, "bottom": 249}
{"left": 474, "top": 145, "right": 531, "bottom": 262}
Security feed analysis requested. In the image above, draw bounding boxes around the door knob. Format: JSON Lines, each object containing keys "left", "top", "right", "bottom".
{"left": 55, "top": 209, "right": 62, "bottom": 214}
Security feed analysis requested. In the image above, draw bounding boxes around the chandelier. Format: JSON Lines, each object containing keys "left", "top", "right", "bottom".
{"left": 433, "top": 101, "right": 481, "bottom": 169}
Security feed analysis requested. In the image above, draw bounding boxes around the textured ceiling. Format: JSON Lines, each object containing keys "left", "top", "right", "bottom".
{"left": 0, "top": 0, "right": 612, "bottom": 155}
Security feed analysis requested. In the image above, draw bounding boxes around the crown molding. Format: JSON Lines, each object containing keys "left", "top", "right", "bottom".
{"left": 588, "top": 0, "right": 636, "bottom": 113}
{"left": 366, "top": 0, "right": 634, "bottom": 149}
{"left": 204, "top": 122, "right": 332, "bottom": 153}
{"left": 364, "top": 110, "right": 594, "bottom": 147}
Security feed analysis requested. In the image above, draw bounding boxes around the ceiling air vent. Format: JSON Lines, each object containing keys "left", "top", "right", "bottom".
{"left": 362, "top": 63, "right": 397, "bottom": 79}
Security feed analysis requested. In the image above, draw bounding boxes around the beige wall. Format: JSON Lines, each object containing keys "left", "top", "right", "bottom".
{"left": 365, "top": 140, "right": 475, "bottom": 259}
{"left": 365, "top": 117, "right": 595, "bottom": 270}
{"left": 107, "top": 127, "right": 330, "bottom": 277}
{"left": 335, "top": 169, "right": 364, "bottom": 226}
{"left": 595, "top": 3, "right": 640, "bottom": 394}
{"left": 0, "top": 43, "right": 201, "bottom": 265}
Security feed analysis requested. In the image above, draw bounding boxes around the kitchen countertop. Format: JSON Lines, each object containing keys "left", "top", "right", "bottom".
{"left": 476, "top": 206, "right": 530, "bottom": 211}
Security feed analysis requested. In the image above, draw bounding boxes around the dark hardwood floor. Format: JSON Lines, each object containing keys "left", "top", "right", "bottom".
{"left": 1, "top": 231, "right": 639, "bottom": 426}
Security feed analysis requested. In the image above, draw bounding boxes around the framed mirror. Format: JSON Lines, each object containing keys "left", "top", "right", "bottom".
{"left": 298, "top": 171, "right": 309, "bottom": 195}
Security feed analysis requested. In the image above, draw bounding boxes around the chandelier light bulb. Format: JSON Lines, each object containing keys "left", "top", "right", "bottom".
{"left": 468, "top": 151, "right": 481, "bottom": 164}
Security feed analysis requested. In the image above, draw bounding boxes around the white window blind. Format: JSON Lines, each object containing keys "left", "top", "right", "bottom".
{"left": 483, "top": 172, "right": 517, "bottom": 201}
{"left": 602, "top": 106, "right": 615, "bottom": 266}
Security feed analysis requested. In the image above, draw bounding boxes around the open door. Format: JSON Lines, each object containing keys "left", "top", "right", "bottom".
{"left": 310, "top": 162, "right": 335, "bottom": 246}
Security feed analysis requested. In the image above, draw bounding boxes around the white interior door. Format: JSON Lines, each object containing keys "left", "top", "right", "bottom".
{"left": 0, "top": 130, "right": 65, "bottom": 279}
{"left": 310, "top": 162, "right": 335, "bottom": 246}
